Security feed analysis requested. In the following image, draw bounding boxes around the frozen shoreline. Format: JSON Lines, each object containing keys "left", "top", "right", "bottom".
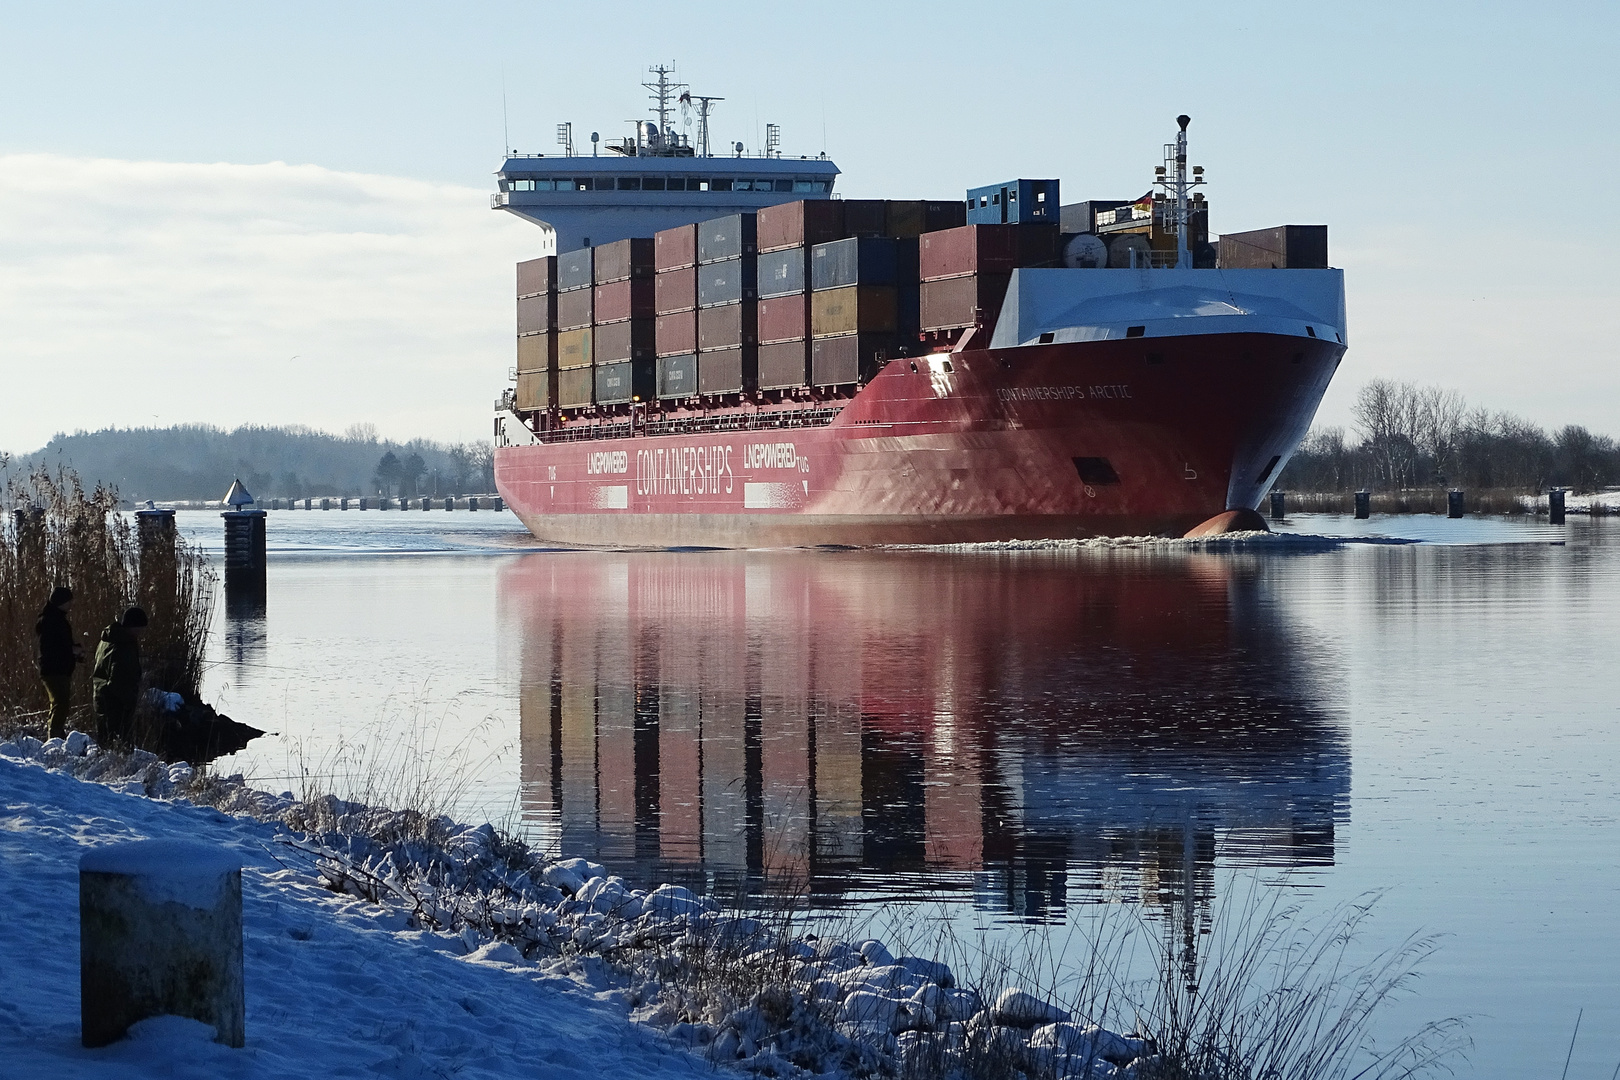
{"left": 0, "top": 732, "right": 1158, "bottom": 1080}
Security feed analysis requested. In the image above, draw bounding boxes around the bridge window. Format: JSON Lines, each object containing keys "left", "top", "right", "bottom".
{"left": 665, "top": 178, "right": 685, "bottom": 191}
{"left": 594, "top": 178, "right": 615, "bottom": 190}
{"left": 773, "top": 179, "right": 794, "bottom": 192}
{"left": 711, "top": 178, "right": 733, "bottom": 192}
{"left": 733, "top": 179, "right": 754, "bottom": 191}
{"left": 692, "top": 179, "right": 710, "bottom": 191}
{"left": 642, "top": 176, "right": 665, "bottom": 191}
{"left": 794, "top": 180, "right": 815, "bottom": 192}
{"left": 573, "top": 178, "right": 591, "bottom": 191}
{"left": 617, "top": 177, "right": 641, "bottom": 190}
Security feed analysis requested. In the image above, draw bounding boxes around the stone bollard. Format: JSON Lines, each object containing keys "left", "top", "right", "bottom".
{"left": 446, "top": 495, "right": 457, "bottom": 511}
{"left": 1550, "top": 488, "right": 1566, "bottom": 525}
{"left": 493, "top": 497, "right": 504, "bottom": 511}
{"left": 468, "top": 496, "right": 480, "bottom": 511}
{"left": 79, "top": 840, "right": 245, "bottom": 1048}
{"left": 422, "top": 497, "right": 432, "bottom": 511}
{"left": 1354, "top": 490, "right": 1371, "bottom": 519}
{"left": 1447, "top": 489, "right": 1465, "bottom": 518}
{"left": 221, "top": 510, "right": 267, "bottom": 592}
{"left": 304, "top": 497, "right": 312, "bottom": 510}
{"left": 359, "top": 497, "right": 368, "bottom": 511}
{"left": 340, "top": 497, "right": 349, "bottom": 511}
{"left": 321, "top": 498, "right": 330, "bottom": 510}
{"left": 1269, "top": 491, "right": 1286, "bottom": 520}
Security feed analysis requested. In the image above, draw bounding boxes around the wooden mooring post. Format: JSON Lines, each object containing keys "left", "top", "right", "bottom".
{"left": 1550, "top": 488, "right": 1566, "bottom": 525}
{"left": 1448, "top": 490, "right": 1466, "bottom": 518}
{"left": 1269, "top": 491, "right": 1286, "bottom": 520}
{"left": 1354, "top": 490, "right": 1371, "bottom": 519}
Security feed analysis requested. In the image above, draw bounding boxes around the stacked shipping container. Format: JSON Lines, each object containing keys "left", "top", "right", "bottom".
{"left": 556, "top": 247, "right": 595, "bottom": 407}
{"left": 695, "top": 214, "right": 758, "bottom": 395}
{"left": 754, "top": 200, "right": 843, "bottom": 391}
{"left": 592, "top": 237, "right": 655, "bottom": 404}
{"left": 918, "top": 222, "right": 1059, "bottom": 335}
{"left": 654, "top": 224, "right": 698, "bottom": 400}
{"left": 514, "top": 256, "right": 557, "bottom": 411}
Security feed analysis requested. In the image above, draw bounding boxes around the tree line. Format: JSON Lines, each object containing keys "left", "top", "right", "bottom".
{"left": 10, "top": 424, "right": 497, "bottom": 503}
{"left": 1279, "top": 379, "right": 1619, "bottom": 494}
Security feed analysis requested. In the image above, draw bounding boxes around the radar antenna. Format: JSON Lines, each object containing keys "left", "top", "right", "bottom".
{"left": 764, "top": 123, "right": 781, "bottom": 159}
{"left": 643, "top": 64, "right": 687, "bottom": 135}
{"left": 1153, "top": 114, "right": 1206, "bottom": 269}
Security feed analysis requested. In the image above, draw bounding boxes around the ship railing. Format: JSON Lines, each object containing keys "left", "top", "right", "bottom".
{"left": 530, "top": 405, "right": 845, "bottom": 445}
{"left": 491, "top": 193, "right": 509, "bottom": 208}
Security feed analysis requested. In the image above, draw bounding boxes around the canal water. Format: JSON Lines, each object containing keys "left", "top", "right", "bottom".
{"left": 180, "top": 510, "right": 1618, "bottom": 1076}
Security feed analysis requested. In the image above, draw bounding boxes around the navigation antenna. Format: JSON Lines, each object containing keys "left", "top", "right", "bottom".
{"left": 643, "top": 65, "right": 687, "bottom": 138}
{"left": 556, "top": 122, "right": 575, "bottom": 158}
{"left": 764, "top": 123, "right": 781, "bottom": 160}
{"left": 1154, "top": 114, "right": 1206, "bottom": 269}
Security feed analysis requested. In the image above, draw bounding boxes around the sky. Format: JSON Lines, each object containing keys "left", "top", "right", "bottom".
{"left": 1, "top": 0, "right": 1616, "bottom": 453}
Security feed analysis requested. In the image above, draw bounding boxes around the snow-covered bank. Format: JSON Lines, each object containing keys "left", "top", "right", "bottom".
{"left": 0, "top": 735, "right": 1164, "bottom": 1080}
{"left": 0, "top": 746, "right": 707, "bottom": 1079}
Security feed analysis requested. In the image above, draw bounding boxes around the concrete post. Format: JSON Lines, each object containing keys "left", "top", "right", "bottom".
{"left": 1269, "top": 491, "right": 1285, "bottom": 520}
{"left": 422, "top": 497, "right": 432, "bottom": 511}
{"left": 221, "top": 510, "right": 267, "bottom": 592}
{"left": 446, "top": 495, "right": 456, "bottom": 511}
{"left": 1447, "top": 490, "right": 1465, "bottom": 518}
{"left": 492, "top": 497, "right": 504, "bottom": 512}
{"left": 1550, "top": 488, "right": 1566, "bottom": 525}
{"left": 79, "top": 840, "right": 244, "bottom": 1048}
{"left": 468, "top": 496, "right": 479, "bottom": 511}
{"left": 1354, "top": 490, "right": 1371, "bottom": 519}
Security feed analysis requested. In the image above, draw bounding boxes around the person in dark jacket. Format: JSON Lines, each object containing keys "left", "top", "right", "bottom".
{"left": 92, "top": 606, "right": 147, "bottom": 748}
{"left": 35, "top": 586, "right": 84, "bottom": 740}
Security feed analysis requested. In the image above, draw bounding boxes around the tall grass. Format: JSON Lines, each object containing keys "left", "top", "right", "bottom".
{"left": 0, "top": 458, "right": 214, "bottom": 739}
{"left": 1283, "top": 488, "right": 1531, "bottom": 515}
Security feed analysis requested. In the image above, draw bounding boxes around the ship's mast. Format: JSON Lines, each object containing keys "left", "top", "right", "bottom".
{"left": 690, "top": 95, "right": 722, "bottom": 157}
{"left": 1156, "top": 114, "right": 1206, "bottom": 269}
{"left": 643, "top": 64, "right": 686, "bottom": 140}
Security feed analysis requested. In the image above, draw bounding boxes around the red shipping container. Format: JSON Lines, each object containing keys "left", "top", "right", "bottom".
{"left": 656, "top": 311, "right": 698, "bottom": 357}
{"left": 698, "top": 346, "right": 758, "bottom": 395}
{"left": 516, "top": 292, "right": 555, "bottom": 335}
{"left": 594, "top": 318, "right": 655, "bottom": 363}
{"left": 920, "top": 273, "right": 1011, "bottom": 331}
{"left": 757, "top": 200, "right": 847, "bottom": 253}
{"left": 757, "top": 339, "right": 810, "bottom": 390}
{"left": 920, "top": 225, "right": 1022, "bottom": 281}
{"left": 655, "top": 267, "right": 697, "bottom": 314}
{"left": 698, "top": 302, "right": 758, "bottom": 350}
{"left": 557, "top": 287, "right": 593, "bottom": 330}
{"left": 593, "top": 237, "right": 654, "bottom": 283}
{"left": 593, "top": 278, "right": 655, "bottom": 324}
{"left": 757, "top": 294, "right": 809, "bottom": 344}
{"left": 655, "top": 224, "right": 698, "bottom": 271}
{"left": 516, "top": 256, "right": 556, "bottom": 297}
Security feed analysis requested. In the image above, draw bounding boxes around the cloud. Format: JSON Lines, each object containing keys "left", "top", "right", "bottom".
{"left": 0, "top": 153, "right": 541, "bottom": 454}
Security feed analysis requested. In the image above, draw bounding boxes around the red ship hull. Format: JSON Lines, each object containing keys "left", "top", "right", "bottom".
{"left": 494, "top": 330, "right": 1342, "bottom": 547}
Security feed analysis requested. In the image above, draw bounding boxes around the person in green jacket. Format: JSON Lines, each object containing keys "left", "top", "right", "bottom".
{"left": 92, "top": 606, "right": 146, "bottom": 748}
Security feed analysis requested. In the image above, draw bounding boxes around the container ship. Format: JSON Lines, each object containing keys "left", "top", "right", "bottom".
{"left": 491, "top": 69, "right": 1345, "bottom": 546}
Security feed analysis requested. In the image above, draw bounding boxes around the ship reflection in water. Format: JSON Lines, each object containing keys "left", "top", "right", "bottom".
{"left": 500, "top": 549, "right": 1347, "bottom": 921}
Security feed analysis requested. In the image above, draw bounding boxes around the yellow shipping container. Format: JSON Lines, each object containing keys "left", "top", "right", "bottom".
{"left": 810, "top": 285, "right": 897, "bottom": 337}
{"left": 514, "top": 370, "right": 554, "bottom": 411}
{"left": 516, "top": 333, "right": 555, "bottom": 373}
{"left": 558, "top": 327, "right": 593, "bottom": 369}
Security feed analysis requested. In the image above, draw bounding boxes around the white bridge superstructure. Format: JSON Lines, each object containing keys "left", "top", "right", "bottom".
{"left": 492, "top": 66, "right": 840, "bottom": 254}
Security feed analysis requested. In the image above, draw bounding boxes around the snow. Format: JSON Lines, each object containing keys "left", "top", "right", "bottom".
{"left": 0, "top": 751, "right": 706, "bottom": 1080}
{"left": 0, "top": 733, "right": 1163, "bottom": 1079}
{"left": 79, "top": 839, "right": 241, "bottom": 910}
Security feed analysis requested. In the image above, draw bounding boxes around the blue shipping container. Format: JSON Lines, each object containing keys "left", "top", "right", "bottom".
{"left": 757, "top": 248, "right": 809, "bottom": 298}
{"left": 697, "top": 256, "right": 758, "bottom": 308}
{"left": 810, "top": 236, "right": 899, "bottom": 291}
{"left": 965, "top": 179, "right": 1061, "bottom": 226}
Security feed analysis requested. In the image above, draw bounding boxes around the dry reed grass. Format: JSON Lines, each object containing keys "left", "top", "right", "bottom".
{"left": 0, "top": 458, "right": 213, "bottom": 742}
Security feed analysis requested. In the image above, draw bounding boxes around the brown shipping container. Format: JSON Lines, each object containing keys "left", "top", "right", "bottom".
{"left": 757, "top": 294, "right": 810, "bottom": 344}
{"left": 514, "top": 370, "right": 555, "bottom": 411}
{"left": 841, "top": 199, "right": 887, "bottom": 237}
{"left": 593, "top": 278, "right": 655, "bottom": 324}
{"left": 516, "top": 332, "right": 556, "bottom": 373}
{"left": 594, "top": 318, "right": 655, "bottom": 363}
{"left": 757, "top": 200, "right": 846, "bottom": 252}
{"left": 920, "top": 274, "right": 1011, "bottom": 332}
{"left": 558, "top": 327, "right": 593, "bottom": 369}
{"left": 698, "top": 302, "right": 759, "bottom": 350}
{"left": 655, "top": 267, "right": 697, "bottom": 314}
{"left": 593, "top": 237, "right": 655, "bottom": 283}
{"left": 1216, "top": 225, "right": 1328, "bottom": 269}
{"left": 655, "top": 224, "right": 698, "bottom": 271}
{"left": 557, "top": 287, "right": 593, "bottom": 331}
{"left": 811, "top": 334, "right": 895, "bottom": 387}
{"left": 920, "top": 225, "right": 1021, "bottom": 280}
{"left": 1018, "top": 223, "right": 1062, "bottom": 268}
{"left": 558, "top": 366, "right": 594, "bottom": 408}
{"left": 811, "top": 286, "right": 898, "bottom": 337}
{"left": 924, "top": 200, "right": 968, "bottom": 233}
{"left": 655, "top": 311, "right": 698, "bottom": 357}
{"left": 516, "top": 292, "right": 556, "bottom": 335}
{"left": 757, "top": 339, "right": 810, "bottom": 390}
{"left": 884, "top": 201, "right": 926, "bottom": 238}
{"left": 516, "top": 256, "right": 556, "bottom": 297}
{"left": 698, "top": 346, "right": 757, "bottom": 395}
